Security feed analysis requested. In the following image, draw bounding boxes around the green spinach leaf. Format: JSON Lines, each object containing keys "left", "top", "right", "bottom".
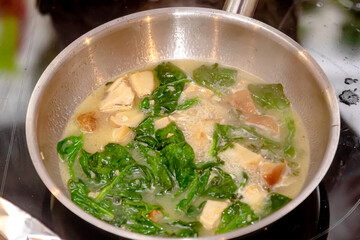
{"left": 152, "top": 79, "right": 189, "bottom": 116}
{"left": 155, "top": 121, "right": 185, "bottom": 149}
{"left": 185, "top": 201, "right": 207, "bottom": 218}
{"left": 140, "top": 97, "right": 151, "bottom": 111}
{"left": 202, "top": 167, "right": 237, "bottom": 199}
{"left": 211, "top": 123, "right": 282, "bottom": 157}
{"left": 193, "top": 63, "right": 237, "bottom": 94}
{"left": 284, "top": 117, "right": 296, "bottom": 157}
{"left": 69, "top": 179, "right": 114, "bottom": 220}
{"left": 134, "top": 116, "right": 158, "bottom": 148}
{"left": 88, "top": 143, "right": 136, "bottom": 184}
{"left": 263, "top": 192, "right": 292, "bottom": 216}
{"left": 154, "top": 62, "right": 187, "bottom": 85}
{"left": 57, "top": 135, "right": 83, "bottom": 178}
{"left": 176, "top": 169, "right": 210, "bottom": 211}
{"left": 168, "top": 220, "right": 202, "bottom": 237}
{"left": 216, "top": 201, "right": 258, "bottom": 234}
{"left": 248, "top": 84, "right": 290, "bottom": 111}
{"left": 117, "top": 199, "right": 165, "bottom": 235}
{"left": 161, "top": 142, "right": 196, "bottom": 190}
{"left": 96, "top": 163, "right": 152, "bottom": 201}
{"left": 177, "top": 98, "right": 200, "bottom": 111}
{"left": 137, "top": 143, "right": 174, "bottom": 193}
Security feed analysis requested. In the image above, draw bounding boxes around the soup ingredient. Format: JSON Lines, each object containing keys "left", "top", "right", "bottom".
{"left": 58, "top": 61, "right": 309, "bottom": 237}
{"left": 193, "top": 63, "right": 237, "bottom": 94}
{"left": 216, "top": 201, "right": 258, "bottom": 234}
{"left": 99, "top": 77, "right": 135, "bottom": 111}
{"left": 199, "top": 200, "right": 230, "bottom": 230}
{"left": 77, "top": 111, "right": 97, "bottom": 132}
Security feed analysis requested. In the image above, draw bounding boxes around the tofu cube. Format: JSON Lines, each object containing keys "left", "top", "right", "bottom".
{"left": 100, "top": 77, "right": 135, "bottom": 111}
{"left": 110, "top": 109, "right": 145, "bottom": 128}
{"left": 199, "top": 200, "right": 230, "bottom": 230}
{"left": 183, "top": 83, "right": 214, "bottom": 99}
{"left": 154, "top": 117, "right": 171, "bottom": 130}
{"left": 242, "top": 184, "right": 268, "bottom": 214}
{"left": 112, "top": 126, "right": 135, "bottom": 145}
{"left": 129, "top": 71, "right": 156, "bottom": 97}
{"left": 219, "top": 143, "right": 262, "bottom": 171}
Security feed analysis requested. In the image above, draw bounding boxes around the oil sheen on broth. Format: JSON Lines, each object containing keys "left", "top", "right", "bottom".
{"left": 58, "top": 60, "right": 309, "bottom": 237}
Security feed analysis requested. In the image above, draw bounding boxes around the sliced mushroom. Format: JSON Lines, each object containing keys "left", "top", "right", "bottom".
{"left": 260, "top": 161, "right": 286, "bottom": 186}
{"left": 77, "top": 111, "right": 97, "bottom": 132}
{"left": 99, "top": 76, "right": 135, "bottom": 111}
{"left": 224, "top": 90, "right": 258, "bottom": 115}
{"left": 244, "top": 114, "right": 279, "bottom": 133}
{"left": 109, "top": 109, "right": 145, "bottom": 128}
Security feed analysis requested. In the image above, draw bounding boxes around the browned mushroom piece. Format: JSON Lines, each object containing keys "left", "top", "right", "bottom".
{"left": 147, "top": 210, "right": 163, "bottom": 222}
{"left": 261, "top": 162, "right": 286, "bottom": 186}
{"left": 77, "top": 111, "right": 97, "bottom": 132}
{"left": 244, "top": 114, "right": 279, "bottom": 133}
{"left": 224, "top": 89, "right": 259, "bottom": 115}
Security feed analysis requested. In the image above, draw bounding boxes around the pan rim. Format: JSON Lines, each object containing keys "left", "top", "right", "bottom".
{"left": 26, "top": 7, "right": 340, "bottom": 240}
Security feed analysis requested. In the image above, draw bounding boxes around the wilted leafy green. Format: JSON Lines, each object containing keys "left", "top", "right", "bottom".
{"left": 177, "top": 98, "right": 200, "bottom": 111}
{"left": 137, "top": 144, "right": 174, "bottom": 193}
{"left": 185, "top": 201, "right": 206, "bottom": 218}
{"left": 211, "top": 123, "right": 282, "bottom": 157}
{"left": 176, "top": 170, "right": 210, "bottom": 211}
{"left": 140, "top": 97, "right": 151, "bottom": 111}
{"left": 248, "top": 84, "right": 290, "bottom": 111}
{"left": 134, "top": 117, "right": 158, "bottom": 148}
{"left": 57, "top": 135, "right": 83, "bottom": 178}
{"left": 161, "top": 142, "right": 196, "bottom": 190}
{"left": 96, "top": 163, "right": 152, "bottom": 201}
{"left": 216, "top": 201, "right": 259, "bottom": 234}
{"left": 284, "top": 117, "right": 296, "bottom": 157}
{"left": 114, "top": 199, "right": 164, "bottom": 235}
{"left": 168, "top": 220, "right": 202, "bottom": 237}
{"left": 88, "top": 143, "right": 135, "bottom": 184}
{"left": 263, "top": 192, "right": 292, "bottom": 216}
{"left": 69, "top": 179, "right": 114, "bottom": 220}
{"left": 202, "top": 168, "right": 237, "bottom": 199}
{"left": 193, "top": 63, "right": 237, "bottom": 94}
{"left": 155, "top": 122, "right": 185, "bottom": 149}
{"left": 152, "top": 79, "right": 189, "bottom": 116}
{"left": 154, "top": 62, "right": 188, "bottom": 85}
{"left": 239, "top": 171, "right": 249, "bottom": 188}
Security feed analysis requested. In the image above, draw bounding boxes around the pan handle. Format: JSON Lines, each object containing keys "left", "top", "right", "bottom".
{"left": 223, "top": 0, "right": 258, "bottom": 17}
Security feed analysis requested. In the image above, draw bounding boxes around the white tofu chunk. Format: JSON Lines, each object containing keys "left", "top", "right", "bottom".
{"left": 129, "top": 71, "right": 156, "bottom": 97}
{"left": 200, "top": 200, "right": 230, "bottom": 230}
{"left": 112, "top": 126, "right": 135, "bottom": 145}
{"left": 99, "top": 77, "right": 135, "bottom": 111}
{"left": 110, "top": 109, "right": 145, "bottom": 128}
{"left": 183, "top": 83, "right": 214, "bottom": 99}
{"left": 219, "top": 143, "right": 262, "bottom": 173}
{"left": 242, "top": 184, "right": 268, "bottom": 214}
{"left": 154, "top": 117, "right": 171, "bottom": 130}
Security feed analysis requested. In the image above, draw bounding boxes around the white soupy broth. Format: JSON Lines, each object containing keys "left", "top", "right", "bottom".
{"left": 57, "top": 60, "right": 309, "bottom": 237}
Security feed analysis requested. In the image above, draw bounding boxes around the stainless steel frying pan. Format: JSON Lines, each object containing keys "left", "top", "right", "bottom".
{"left": 26, "top": 0, "right": 340, "bottom": 239}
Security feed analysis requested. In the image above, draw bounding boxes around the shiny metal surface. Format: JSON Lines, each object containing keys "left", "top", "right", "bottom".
{"left": 223, "top": 0, "right": 258, "bottom": 16}
{"left": 26, "top": 7, "right": 340, "bottom": 239}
